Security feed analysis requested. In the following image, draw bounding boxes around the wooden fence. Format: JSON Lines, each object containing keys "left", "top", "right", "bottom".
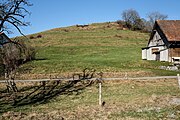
{"left": 0, "top": 75, "right": 178, "bottom": 83}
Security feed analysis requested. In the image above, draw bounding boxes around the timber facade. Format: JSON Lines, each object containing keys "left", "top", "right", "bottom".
{"left": 142, "top": 20, "right": 180, "bottom": 64}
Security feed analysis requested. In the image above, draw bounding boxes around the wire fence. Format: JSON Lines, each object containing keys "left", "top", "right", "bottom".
{"left": 0, "top": 75, "right": 178, "bottom": 83}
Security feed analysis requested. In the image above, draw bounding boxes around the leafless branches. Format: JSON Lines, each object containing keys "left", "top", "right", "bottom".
{"left": 147, "top": 11, "right": 168, "bottom": 29}
{"left": 0, "top": 0, "right": 32, "bottom": 35}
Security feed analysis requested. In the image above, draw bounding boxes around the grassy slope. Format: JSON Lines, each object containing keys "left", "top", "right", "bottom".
{"left": 18, "top": 22, "right": 178, "bottom": 79}
{"left": 1, "top": 23, "right": 180, "bottom": 119}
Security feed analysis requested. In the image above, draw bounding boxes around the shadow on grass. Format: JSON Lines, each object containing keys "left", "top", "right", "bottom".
{"left": 0, "top": 79, "right": 93, "bottom": 114}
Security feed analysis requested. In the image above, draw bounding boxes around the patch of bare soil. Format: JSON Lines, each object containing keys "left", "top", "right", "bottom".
{"left": 0, "top": 111, "right": 64, "bottom": 120}
{"left": 0, "top": 104, "right": 141, "bottom": 120}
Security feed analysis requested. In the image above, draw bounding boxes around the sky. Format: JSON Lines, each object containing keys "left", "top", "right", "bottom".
{"left": 8, "top": 0, "right": 180, "bottom": 37}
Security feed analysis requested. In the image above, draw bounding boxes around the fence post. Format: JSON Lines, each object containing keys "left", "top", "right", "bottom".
{"left": 177, "top": 74, "right": 180, "bottom": 88}
{"left": 99, "top": 82, "right": 102, "bottom": 106}
{"left": 5, "top": 72, "right": 7, "bottom": 80}
{"left": 125, "top": 72, "right": 128, "bottom": 80}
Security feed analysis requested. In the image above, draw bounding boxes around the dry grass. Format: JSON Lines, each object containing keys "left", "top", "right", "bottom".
{"left": 1, "top": 79, "right": 180, "bottom": 119}
{"left": 2, "top": 22, "right": 179, "bottom": 119}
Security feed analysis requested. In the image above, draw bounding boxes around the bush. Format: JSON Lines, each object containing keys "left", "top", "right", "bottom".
{"left": 17, "top": 38, "right": 36, "bottom": 62}
{"left": 29, "top": 36, "right": 34, "bottom": 39}
{"left": 24, "top": 44, "right": 36, "bottom": 61}
{"left": 37, "top": 34, "right": 42, "bottom": 38}
{"left": 0, "top": 38, "right": 37, "bottom": 78}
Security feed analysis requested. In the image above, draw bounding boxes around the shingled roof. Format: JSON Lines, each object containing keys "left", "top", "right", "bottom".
{"left": 156, "top": 20, "right": 180, "bottom": 41}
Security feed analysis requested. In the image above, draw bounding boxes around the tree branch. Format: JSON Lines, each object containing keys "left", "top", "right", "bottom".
{"left": 0, "top": 0, "right": 31, "bottom": 35}
{"left": 6, "top": 19, "right": 25, "bottom": 36}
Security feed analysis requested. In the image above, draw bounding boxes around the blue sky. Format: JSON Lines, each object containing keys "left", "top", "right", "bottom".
{"left": 10, "top": 0, "right": 180, "bottom": 37}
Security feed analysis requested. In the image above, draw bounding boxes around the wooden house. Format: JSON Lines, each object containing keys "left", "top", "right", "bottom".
{"left": 0, "top": 32, "right": 20, "bottom": 68}
{"left": 0, "top": 32, "right": 11, "bottom": 46}
{"left": 142, "top": 20, "right": 180, "bottom": 64}
{"left": 0, "top": 32, "right": 11, "bottom": 74}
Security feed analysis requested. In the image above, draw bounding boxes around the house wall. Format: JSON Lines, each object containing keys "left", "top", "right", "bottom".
{"left": 142, "top": 49, "right": 147, "bottom": 60}
{"left": 147, "top": 48, "right": 154, "bottom": 60}
{"left": 146, "top": 46, "right": 169, "bottom": 61}
{"left": 160, "top": 49, "right": 169, "bottom": 61}
{"left": 168, "top": 48, "right": 180, "bottom": 63}
{"left": 146, "top": 46, "right": 168, "bottom": 61}
{"left": 146, "top": 31, "right": 168, "bottom": 61}
{"left": 170, "top": 48, "right": 180, "bottom": 57}
{"left": 0, "top": 33, "right": 10, "bottom": 45}
{"left": 148, "top": 32, "right": 164, "bottom": 47}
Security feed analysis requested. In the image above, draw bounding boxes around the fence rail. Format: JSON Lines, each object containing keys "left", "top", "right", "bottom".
{"left": 0, "top": 76, "right": 178, "bottom": 83}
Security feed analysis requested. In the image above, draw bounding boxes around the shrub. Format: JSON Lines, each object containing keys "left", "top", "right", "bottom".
{"left": 37, "top": 34, "right": 42, "bottom": 38}
{"left": 29, "top": 36, "right": 34, "bottom": 39}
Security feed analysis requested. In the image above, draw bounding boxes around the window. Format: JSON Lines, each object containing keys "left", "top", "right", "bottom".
{"left": 152, "top": 48, "right": 159, "bottom": 53}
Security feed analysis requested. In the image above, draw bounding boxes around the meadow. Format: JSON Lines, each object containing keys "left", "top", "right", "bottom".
{"left": 16, "top": 22, "right": 178, "bottom": 79}
{"left": 1, "top": 79, "right": 180, "bottom": 119}
{"left": 1, "top": 22, "right": 180, "bottom": 119}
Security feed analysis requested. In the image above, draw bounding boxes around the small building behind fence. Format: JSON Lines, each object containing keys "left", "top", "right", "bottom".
{"left": 142, "top": 20, "right": 180, "bottom": 64}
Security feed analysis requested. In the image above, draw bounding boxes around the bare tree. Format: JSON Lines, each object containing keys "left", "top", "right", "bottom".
{"left": 121, "top": 9, "right": 141, "bottom": 29}
{"left": 133, "top": 18, "right": 146, "bottom": 30}
{"left": 1, "top": 36, "right": 36, "bottom": 92}
{"left": 147, "top": 11, "right": 168, "bottom": 29}
{"left": 0, "top": 0, "right": 32, "bottom": 35}
{"left": 0, "top": 0, "right": 32, "bottom": 74}
{"left": 0, "top": 0, "right": 33, "bottom": 92}
{"left": 1, "top": 42, "right": 21, "bottom": 92}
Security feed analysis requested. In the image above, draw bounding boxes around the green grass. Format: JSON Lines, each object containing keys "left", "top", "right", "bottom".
{"left": 17, "top": 22, "right": 179, "bottom": 79}
{"left": 1, "top": 79, "right": 180, "bottom": 119}
{"left": 2, "top": 22, "right": 180, "bottom": 119}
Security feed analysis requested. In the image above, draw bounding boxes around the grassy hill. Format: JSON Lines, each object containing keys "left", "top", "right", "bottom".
{"left": 1, "top": 22, "right": 180, "bottom": 119}
{"left": 18, "top": 22, "right": 178, "bottom": 79}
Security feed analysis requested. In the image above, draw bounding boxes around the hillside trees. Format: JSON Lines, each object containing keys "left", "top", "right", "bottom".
{"left": 121, "top": 9, "right": 168, "bottom": 32}
{"left": 121, "top": 9, "right": 142, "bottom": 30}
{"left": 147, "top": 11, "right": 168, "bottom": 30}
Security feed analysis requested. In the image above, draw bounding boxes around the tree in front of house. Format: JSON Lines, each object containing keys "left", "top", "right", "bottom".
{"left": 0, "top": 0, "right": 34, "bottom": 92}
